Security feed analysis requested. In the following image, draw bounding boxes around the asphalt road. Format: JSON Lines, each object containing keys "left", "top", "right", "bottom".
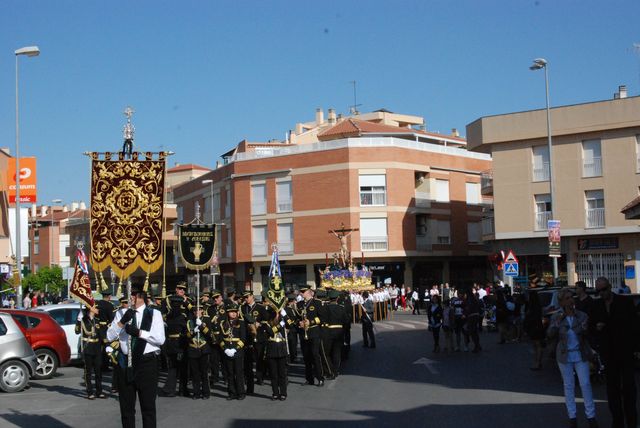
{"left": 0, "top": 312, "right": 617, "bottom": 428}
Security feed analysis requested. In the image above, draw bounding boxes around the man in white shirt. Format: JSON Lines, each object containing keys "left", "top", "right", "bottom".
{"left": 108, "top": 285, "right": 165, "bottom": 428}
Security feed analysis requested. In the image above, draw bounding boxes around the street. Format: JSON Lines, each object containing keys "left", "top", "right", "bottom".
{"left": 0, "top": 312, "right": 615, "bottom": 428}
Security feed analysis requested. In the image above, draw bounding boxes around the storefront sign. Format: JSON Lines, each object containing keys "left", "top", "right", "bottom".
{"left": 577, "top": 237, "right": 618, "bottom": 250}
{"left": 548, "top": 220, "right": 561, "bottom": 258}
{"left": 7, "top": 157, "right": 37, "bottom": 204}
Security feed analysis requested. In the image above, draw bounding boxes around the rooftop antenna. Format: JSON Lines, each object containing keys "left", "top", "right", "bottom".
{"left": 349, "top": 80, "right": 362, "bottom": 115}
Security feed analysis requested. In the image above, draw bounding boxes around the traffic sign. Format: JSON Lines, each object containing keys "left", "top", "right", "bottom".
{"left": 504, "top": 250, "right": 518, "bottom": 263}
{"left": 504, "top": 262, "right": 519, "bottom": 277}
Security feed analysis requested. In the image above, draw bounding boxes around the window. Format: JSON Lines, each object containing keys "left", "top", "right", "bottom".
{"left": 33, "top": 239, "right": 39, "bottom": 255}
{"left": 276, "top": 181, "right": 292, "bottom": 213}
{"left": 467, "top": 222, "right": 481, "bottom": 244}
{"left": 465, "top": 182, "right": 481, "bottom": 205}
{"left": 0, "top": 318, "right": 6, "bottom": 336}
{"left": 11, "top": 314, "right": 29, "bottom": 329}
{"left": 359, "top": 175, "right": 386, "bottom": 206}
{"left": 213, "top": 192, "right": 220, "bottom": 221}
{"left": 436, "top": 220, "right": 451, "bottom": 244}
{"left": 582, "top": 139, "right": 602, "bottom": 177}
{"left": 203, "top": 195, "right": 213, "bottom": 223}
{"left": 251, "top": 184, "right": 266, "bottom": 216}
{"left": 532, "top": 146, "right": 550, "bottom": 182}
{"left": 49, "top": 309, "right": 66, "bottom": 326}
{"left": 225, "top": 189, "right": 231, "bottom": 218}
{"left": 534, "top": 194, "right": 552, "bottom": 231}
{"left": 28, "top": 316, "right": 41, "bottom": 328}
{"left": 277, "top": 223, "right": 294, "bottom": 254}
{"left": 434, "top": 179, "right": 450, "bottom": 202}
{"left": 252, "top": 225, "right": 267, "bottom": 256}
{"left": 226, "top": 227, "right": 232, "bottom": 258}
{"left": 360, "top": 218, "right": 388, "bottom": 251}
{"left": 416, "top": 215, "right": 427, "bottom": 236}
{"left": 585, "top": 190, "right": 605, "bottom": 228}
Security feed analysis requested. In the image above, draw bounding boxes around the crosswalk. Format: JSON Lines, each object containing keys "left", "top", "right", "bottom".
{"left": 373, "top": 318, "right": 426, "bottom": 330}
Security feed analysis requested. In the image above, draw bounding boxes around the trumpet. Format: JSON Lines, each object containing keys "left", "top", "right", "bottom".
{"left": 302, "top": 306, "right": 309, "bottom": 340}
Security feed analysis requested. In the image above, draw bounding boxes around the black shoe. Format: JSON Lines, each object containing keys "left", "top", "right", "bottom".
{"left": 304, "top": 380, "right": 315, "bottom": 386}
{"left": 226, "top": 396, "right": 235, "bottom": 401}
{"left": 87, "top": 394, "right": 96, "bottom": 400}
{"left": 202, "top": 395, "right": 210, "bottom": 400}
{"left": 160, "top": 391, "right": 177, "bottom": 397}
{"left": 317, "top": 380, "right": 324, "bottom": 387}
{"left": 238, "top": 395, "right": 246, "bottom": 400}
{"left": 271, "top": 395, "right": 278, "bottom": 401}
{"left": 97, "top": 393, "right": 107, "bottom": 399}
{"left": 568, "top": 418, "right": 577, "bottom": 428}
{"left": 279, "top": 395, "right": 286, "bottom": 401}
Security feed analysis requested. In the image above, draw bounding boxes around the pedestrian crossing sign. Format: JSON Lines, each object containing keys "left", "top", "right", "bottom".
{"left": 504, "top": 262, "right": 519, "bottom": 277}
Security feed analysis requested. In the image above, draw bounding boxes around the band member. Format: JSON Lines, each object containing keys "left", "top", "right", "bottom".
{"left": 208, "top": 291, "right": 226, "bottom": 385}
{"left": 186, "top": 308, "right": 212, "bottom": 400}
{"left": 107, "top": 285, "right": 165, "bottom": 428}
{"left": 76, "top": 305, "right": 105, "bottom": 399}
{"left": 266, "top": 307, "right": 289, "bottom": 400}
{"left": 284, "top": 294, "right": 300, "bottom": 362}
{"left": 324, "top": 289, "right": 348, "bottom": 378}
{"left": 160, "top": 288, "right": 189, "bottom": 397}
{"left": 241, "top": 291, "right": 268, "bottom": 393}
{"left": 298, "top": 286, "right": 325, "bottom": 386}
{"left": 337, "top": 291, "right": 353, "bottom": 360}
{"left": 218, "top": 303, "right": 246, "bottom": 400}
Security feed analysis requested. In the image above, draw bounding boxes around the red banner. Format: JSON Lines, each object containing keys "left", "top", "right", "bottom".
{"left": 70, "top": 264, "right": 94, "bottom": 308}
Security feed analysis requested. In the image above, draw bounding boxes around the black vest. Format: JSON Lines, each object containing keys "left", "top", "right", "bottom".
{"left": 132, "top": 307, "right": 154, "bottom": 365}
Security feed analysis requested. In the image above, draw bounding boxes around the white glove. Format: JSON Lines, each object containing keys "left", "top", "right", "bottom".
{"left": 195, "top": 318, "right": 202, "bottom": 327}
{"left": 106, "top": 346, "right": 113, "bottom": 353}
{"left": 194, "top": 326, "right": 200, "bottom": 333}
{"left": 229, "top": 349, "right": 237, "bottom": 357}
{"left": 77, "top": 312, "right": 83, "bottom": 322}
{"left": 279, "top": 321, "right": 285, "bottom": 327}
{"left": 280, "top": 309, "right": 287, "bottom": 317}
{"left": 224, "top": 348, "right": 234, "bottom": 357}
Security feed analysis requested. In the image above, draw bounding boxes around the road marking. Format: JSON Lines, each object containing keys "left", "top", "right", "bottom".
{"left": 412, "top": 357, "right": 439, "bottom": 374}
{"left": 376, "top": 323, "right": 395, "bottom": 329}
{"left": 404, "top": 320, "right": 428, "bottom": 327}
{"left": 386, "top": 321, "right": 417, "bottom": 329}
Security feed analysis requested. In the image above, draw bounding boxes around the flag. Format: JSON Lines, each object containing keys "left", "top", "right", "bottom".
{"left": 266, "top": 244, "right": 285, "bottom": 311}
{"left": 70, "top": 248, "right": 94, "bottom": 308}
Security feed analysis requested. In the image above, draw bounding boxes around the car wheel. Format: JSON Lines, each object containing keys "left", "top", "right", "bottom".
{"left": 0, "top": 360, "right": 29, "bottom": 393}
{"left": 34, "top": 349, "right": 58, "bottom": 380}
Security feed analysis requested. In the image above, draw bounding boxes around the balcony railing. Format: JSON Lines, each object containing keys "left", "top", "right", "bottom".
{"left": 251, "top": 201, "right": 266, "bottom": 216}
{"left": 252, "top": 242, "right": 267, "bottom": 256}
{"left": 583, "top": 157, "right": 602, "bottom": 177}
{"left": 415, "top": 192, "right": 431, "bottom": 208}
{"left": 533, "top": 162, "right": 550, "bottom": 182}
{"left": 586, "top": 207, "right": 605, "bottom": 228}
{"left": 535, "top": 211, "right": 552, "bottom": 231}
{"left": 278, "top": 240, "right": 293, "bottom": 254}
{"left": 276, "top": 199, "right": 292, "bottom": 213}
{"left": 481, "top": 170, "right": 493, "bottom": 193}
{"left": 361, "top": 236, "right": 388, "bottom": 251}
{"left": 481, "top": 217, "right": 494, "bottom": 235}
{"left": 360, "top": 191, "right": 386, "bottom": 206}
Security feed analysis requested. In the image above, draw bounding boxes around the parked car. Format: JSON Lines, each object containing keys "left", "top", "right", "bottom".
{"left": 34, "top": 303, "right": 83, "bottom": 361}
{"left": 0, "top": 312, "right": 37, "bottom": 392}
{"left": 0, "top": 309, "right": 71, "bottom": 379}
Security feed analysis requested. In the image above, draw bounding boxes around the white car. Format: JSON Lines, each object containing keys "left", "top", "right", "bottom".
{"left": 34, "top": 303, "right": 83, "bottom": 361}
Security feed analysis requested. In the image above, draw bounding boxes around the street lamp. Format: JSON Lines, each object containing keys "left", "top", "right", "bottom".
{"left": 50, "top": 199, "right": 62, "bottom": 267}
{"left": 15, "top": 45, "right": 40, "bottom": 308}
{"left": 202, "top": 179, "right": 214, "bottom": 223}
{"left": 530, "top": 57, "right": 558, "bottom": 281}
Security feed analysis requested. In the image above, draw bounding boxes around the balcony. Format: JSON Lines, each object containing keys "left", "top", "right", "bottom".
{"left": 481, "top": 170, "right": 493, "bottom": 195}
{"left": 586, "top": 208, "right": 605, "bottom": 228}
{"left": 361, "top": 236, "right": 388, "bottom": 251}
{"left": 416, "top": 237, "right": 432, "bottom": 251}
{"left": 535, "top": 211, "right": 552, "bottom": 231}
{"left": 360, "top": 191, "right": 386, "bottom": 206}
{"left": 278, "top": 240, "right": 293, "bottom": 254}
{"left": 252, "top": 242, "right": 267, "bottom": 256}
{"left": 533, "top": 162, "right": 550, "bottom": 182}
{"left": 583, "top": 157, "right": 602, "bottom": 178}
{"left": 276, "top": 199, "right": 292, "bottom": 213}
{"left": 481, "top": 217, "right": 494, "bottom": 236}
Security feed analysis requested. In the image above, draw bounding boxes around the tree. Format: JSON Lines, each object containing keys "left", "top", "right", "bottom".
{"left": 22, "top": 266, "right": 66, "bottom": 294}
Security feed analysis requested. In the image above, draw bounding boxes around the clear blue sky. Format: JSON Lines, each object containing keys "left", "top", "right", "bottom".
{"left": 1, "top": 0, "right": 639, "bottom": 206}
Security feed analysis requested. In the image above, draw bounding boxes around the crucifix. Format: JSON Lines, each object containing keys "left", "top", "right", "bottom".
{"left": 122, "top": 106, "right": 135, "bottom": 159}
{"left": 329, "top": 222, "right": 359, "bottom": 267}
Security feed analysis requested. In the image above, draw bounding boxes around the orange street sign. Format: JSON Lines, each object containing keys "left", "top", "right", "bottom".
{"left": 7, "top": 157, "right": 37, "bottom": 204}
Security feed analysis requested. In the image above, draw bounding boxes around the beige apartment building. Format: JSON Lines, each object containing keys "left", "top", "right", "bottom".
{"left": 467, "top": 89, "right": 640, "bottom": 289}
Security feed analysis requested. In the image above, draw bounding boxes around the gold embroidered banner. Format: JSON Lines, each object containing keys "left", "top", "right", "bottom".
{"left": 90, "top": 158, "right": 165, "bottom": 279}
{"left": 70, "top": 263, "right": 94, "bottom": 309}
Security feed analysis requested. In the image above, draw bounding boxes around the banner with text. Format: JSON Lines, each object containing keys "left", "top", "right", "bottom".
{"left": 548, "top": 219, "right": 561, "bottom": 258}
{"left": 178, "top": 224, "right": 216, "bottom": 270}
{"left": 7, "top": 157, "right": 37, "bottom": 204}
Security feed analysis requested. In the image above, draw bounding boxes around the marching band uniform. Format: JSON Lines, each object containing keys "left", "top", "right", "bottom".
{"left": 75, "top": 307, "right": 105, "bottom": 399}
{"left": 96, "top": 290, "right": 115, "bottom": 370}
{"left": 241, "top": 292, "right": 267, "bottom": 394}
{"left": 298, "top": 287, "right": 325, "bottom": 386}
{"left": 266, "top": 307, "right": 289, "bottom": 400}
{"left": 208, "top": 292, "right": 226, "bottom": 385}
{"left": 186, "top": 312, "right": 212, "bottom": 399}
{"left": 218, "top": 304, "right": 247, "bottom": 400}
{"left": 337, "top": 291, "right": 353, "bottom": 360}
{"left": 284, "top": 296, "right": 300, "bottom": 362}
{"left": 160, "top": 292, "right": 189, "bottom": 397}
{"left": 324, "top": 290, "right": 348, "bottom": 377}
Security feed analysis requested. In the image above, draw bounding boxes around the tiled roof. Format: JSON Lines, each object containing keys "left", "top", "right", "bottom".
{"left": 317, "top": 118, "right": 465, "bottom": 142}
{"left": 167, "top": 164, "right": 211, "bottom": 173}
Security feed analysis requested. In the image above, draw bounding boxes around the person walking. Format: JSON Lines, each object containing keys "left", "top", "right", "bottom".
{"left": 462, "top": 290, "right": 482, "bottom": 353}
{"left": 591, "top": 277, "right": 638, "bottom": 428}
{"left": 76, "top": 305, "right": 105, "bottom": 399}
{"left": 411, "top": 288, "right": 421, "bottom": 315}
{"left": 361, "top": 291, "right": 376, "bottom": 348}
{"left": 427, "top": 295, "right": 443, "bottom": 353}
{"left": 441, "top": 299, "right": 455, "bottom": 353}
{"left": 524, "top": 291, "right": 545, "bottom": 370}
{"left": 548, "top": 288, "right": 598, "bottom": 428}
{"left": 400, "top": 286, "right": 407, "bottom": 311}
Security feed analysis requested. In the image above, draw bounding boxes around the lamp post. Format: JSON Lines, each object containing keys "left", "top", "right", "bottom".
{"left": 530, "top": 58, "right": 558, "bottom": 281}
{"left": 50, "top": 199, "right": 62, "bottom": 267}
{"left": 15, "top": 45, "right": 40, "bottom": 308}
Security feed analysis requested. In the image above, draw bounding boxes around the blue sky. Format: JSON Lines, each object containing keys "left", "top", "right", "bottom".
{"left": 1, "top": 0, "right": 639, "bottom": 205}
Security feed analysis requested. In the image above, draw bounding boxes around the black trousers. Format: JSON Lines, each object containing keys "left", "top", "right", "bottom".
{"left": 362, "top": 318, "right": 375, "bottom": 348}
{"left": 223, "top": 356, "right": 245, "bottom": 398}
{"left": 268, "top": 357, "right": 287, "bottom": 397}
{"left": 210, "top": 347, "right": 224, "bottom": 384}
{"left": 118, "top": 355, "right": 158, "bottom": 428}
{"left": 301, "top": 337, "right": 324, "bottom": 383}
{"left": 189, "top": 354, "right": 210, "bottom": 397}
{"left": 464, "top": 315, "right": 481, "bottom": 350}
{"left": 163, "top": 352, "right": 188, "bottom": 395}
{"left": 254, "top": 342, "right": 266, "bottom": 383}
{"left": 342, "top": 326, "right": 351, "bottom": 360}
{"left": 605, "top": 357, "right": 637, "bottom": 428}
{"left": 243, "top": 346, "right": 255, "bottom": 393}
{"left": 287, "top": 330, "right": 298, "bottom": 362}
{"left": 431, "top": 326, "right": 440, "bottom": 347}
{"left": 329, "top": 334, "right": 343, "bottom": 375}
{"left": 83, "top": 352, "right": 103, "bottom": 395}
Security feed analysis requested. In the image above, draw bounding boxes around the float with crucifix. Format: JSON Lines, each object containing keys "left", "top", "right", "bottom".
{"left": 319, "top": 223, "right": 373, "bottom": 291}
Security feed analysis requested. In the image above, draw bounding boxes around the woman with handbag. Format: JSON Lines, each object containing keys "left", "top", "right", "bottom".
{"left": 547, "top": 288, "right": 598, "bottom": 428}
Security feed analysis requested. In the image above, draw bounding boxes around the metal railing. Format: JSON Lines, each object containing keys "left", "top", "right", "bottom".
{"left": 276, "top": 199, "right": 292, "bottom": 213}
{"left": 252, "top": 242, "right": 267, "bottom": 256}
{"left": 360, "top": 191, "right": 386, "bottom": 206}
{"left": 535, "top": 211, "right": 552, "bottom": 231}
{"left": 481, "top": 170, "right": 493, "bottom": 191}
{"left": 361, "top": 236, "right": 388, "bottom": 251}
{"left": 533, "top": 162, "right": 550, "bottom": 182}
{"left": 586, "top": 207, "right": 605, "bottom": 228}
{"left": 583, "top": 157, "right": 602, "bottom": 177}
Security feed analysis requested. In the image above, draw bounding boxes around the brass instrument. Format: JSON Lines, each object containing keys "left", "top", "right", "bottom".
{"left": 302, "top": 305, "right": 309, "bottom": 340}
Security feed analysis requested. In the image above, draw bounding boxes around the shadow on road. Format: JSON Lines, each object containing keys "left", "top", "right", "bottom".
{"left": 0, "top": 409, "right": 72, "bottom": 428}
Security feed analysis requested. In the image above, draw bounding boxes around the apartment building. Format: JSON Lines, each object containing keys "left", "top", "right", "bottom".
{"left": 467, "top": 88, "right": 640, "bottom": 289}
{"left": 173, "top": 109, "right": 492, "bottom": 295}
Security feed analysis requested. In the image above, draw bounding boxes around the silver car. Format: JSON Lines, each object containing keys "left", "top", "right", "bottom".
{"left": 0, "top": 312, "right": 37, "bottom": 393}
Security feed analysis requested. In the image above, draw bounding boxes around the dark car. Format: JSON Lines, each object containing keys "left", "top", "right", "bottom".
{"left": 0, "top": 309, "right": 71, "bottom": 379}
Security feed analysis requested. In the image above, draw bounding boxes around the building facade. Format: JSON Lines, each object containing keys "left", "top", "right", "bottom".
{"left": 467, "top": 90, "right": 640, "bottom": 289}
{"left": 174, "top": 109, "right": 493, "bottom": 295}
